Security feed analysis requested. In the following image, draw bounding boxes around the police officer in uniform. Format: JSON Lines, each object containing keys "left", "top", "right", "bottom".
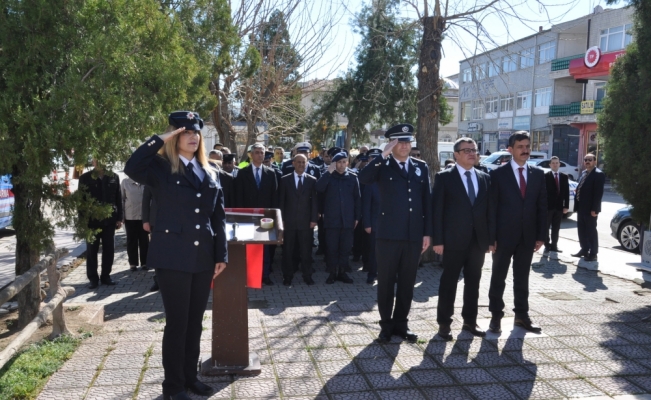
{"left": 281, "top": 142, "right": 321, "bottom": 180}
{"left": 125, "top": 111, "right": 227, "bottom": 400}
{"left": 359, "top": 123, "right": 432, "bottom": 343}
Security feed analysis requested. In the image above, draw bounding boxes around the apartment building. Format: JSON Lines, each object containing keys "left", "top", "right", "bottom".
{"left": 457, "top": 5, "right": 634, "bottom": 167}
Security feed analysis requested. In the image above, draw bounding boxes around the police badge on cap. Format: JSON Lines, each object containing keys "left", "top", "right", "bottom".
{"left": 384, "top": 123, "right": 414, "bottom": 142}
{"left": 169, "top": 111, "right": 204, "bottom": 131}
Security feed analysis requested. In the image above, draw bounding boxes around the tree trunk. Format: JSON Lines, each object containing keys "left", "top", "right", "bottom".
{"left": 212, "top": 78, "right": 236, "bottom": 152}
{"left": 416, "top": 15, "right": 445, "bottom": 180}
{"left": 344, "top": 123, "right": 353, "bottom": 152}
{"left": 11, "top": 172, "right": 43, "bottom": 329}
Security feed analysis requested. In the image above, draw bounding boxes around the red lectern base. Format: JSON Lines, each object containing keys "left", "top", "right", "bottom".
{"left": 200, "top": 352, "right": 261, "bottom": 376}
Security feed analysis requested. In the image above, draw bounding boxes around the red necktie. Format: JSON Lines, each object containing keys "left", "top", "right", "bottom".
{"left": 518, "top": 167, "right": 526, "bottom": 199}
{"left": 554, "top": 173, "right": 559, "bottom": 194}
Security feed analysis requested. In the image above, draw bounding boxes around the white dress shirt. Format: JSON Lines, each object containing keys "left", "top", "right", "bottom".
{"left": 456, "top": 165, "right": 478, "bottom": 197}
{"left": 510, "top": 159, "right": 527, "bottom": 189}
{"left": 294, "top": 171, "right": 305, "bottom": 189}
{"left": 179, "top": 155, "right": 205, "bottom": 182}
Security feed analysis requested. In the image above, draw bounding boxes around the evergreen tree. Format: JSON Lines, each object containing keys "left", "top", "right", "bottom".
{"left": 599, "top": 0, "right": 651, "bottom": 224}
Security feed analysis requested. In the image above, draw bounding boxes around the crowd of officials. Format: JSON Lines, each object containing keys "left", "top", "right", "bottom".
{"left": 78, "top": 111, "right": 605, "bottom": 400}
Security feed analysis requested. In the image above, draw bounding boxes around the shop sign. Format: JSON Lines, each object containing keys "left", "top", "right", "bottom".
{"left": 569, "top": 49, "right": 625, "bottom": 79}
{"left": 497, "top": 118, "right": 512, "bottom": 130}
{"left": 584, "top": 46, "right": 601, "bottom": 68}
{"left": 581, "top": 100, "right": 595, "bottom": 114}
{"left": 513, "top": 116, "right": 531, "bottom": 130}
{"left": 498, "top": 131, "right": 511, "bottom": 140}
{"left": 467, "top": 122, "right": 482, "bottom": 132}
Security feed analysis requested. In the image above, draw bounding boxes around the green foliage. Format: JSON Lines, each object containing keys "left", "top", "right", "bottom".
{"left": 309, "top": 0, "right": 419, "bottom": 145}
{"left": 439, "top": 95, "right": 454, "bottom": 126}
{"left": 241, "top": 45, "right": 262, "bottom": 79}
{"left": 598, "top": 0, "right": 651, "bottom": 224}
{"left": 0, "top": 335, "right": 83, "bottom": 399}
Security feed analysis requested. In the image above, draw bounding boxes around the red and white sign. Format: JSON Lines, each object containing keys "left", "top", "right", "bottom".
{"left": 569, "top": 49, "right": 626, "bottom": 79}
{"left": 584, "top": 46, "right": 601, "bottom": 68}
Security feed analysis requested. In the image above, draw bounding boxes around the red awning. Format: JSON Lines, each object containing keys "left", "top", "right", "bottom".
{"left": 569, "top": 50, "right": 626, "bottom": 80}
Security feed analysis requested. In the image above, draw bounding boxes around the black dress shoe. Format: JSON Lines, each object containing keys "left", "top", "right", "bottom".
{"left": 584, "top": 254, "right": 598, "bottom": 262}
{"left": 514, "top": 317, "right": 542, "bottom": 333}
{"left": 325, "top": 273, "right": 336, "bottom": 284}
{"left": 88, "top": 281, "right": 99, "bottom": 289}
{"left": 262, "top": 277, "right": 274, "bottom": 286}
{"left": 283, "top": 278, "right": 292, "bottom": 287}
{"left": 551, "top": 246, "right": 562, "bottom": 253}
{"left": 186, "top": 380, "right": 214, "bottom": 396}
{"left": 337, "top": 272, "right": 353, "bottom": 284}
{"left": 437, "top": 324, "right": 453, "bottom": 341}
{"left": 100, "top": 279, "right": 116, "bottom": 286}
{"left": 571, "top": 249, "right": 588, "bottom": 257}
{"left": 352, "top": 256, "right": 360, "bottom": 262}
{"left": 393, "top": 329, "right": 418, "bottom": 343}
{"left": 303, "top": 276, "right": 315, "bottom": 285}
{"left": 130, "top": 265, "right": 138, "bottom": 271}
{"left": 488, "top": 317, "right": 502, "bottom": 333}
{"left": 141, "top": 264, "right": 149, "bottom": 270}
{"left": 377, "top": 330, "right": 392, "bottom": 343}
{"left": 462, "top": 323, "right": 486, "bottom": 337}
{"left": 163, "top": 390, "right": 192, "bottom": 400}
{"left": 366, "top": 276, "right": 376, "bottom": 284}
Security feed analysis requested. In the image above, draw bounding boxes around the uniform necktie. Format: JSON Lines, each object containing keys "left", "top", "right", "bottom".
{"left": 465, "top": 171, "right": 476, "bottom": 205}
{"left": 255, "top": 167, "right": 261, "bottom": 188}
{"left": 400, "top": 162, "right": 406, "bottom": 173}
{"left": 518, "top": 167, "right": 527, "bottom": 199}
{"left": 186, "top": 163, "right": 201, "bottom": 188}
{"left": 297, "top": 175, "right": 303, "bottom": 191}
{"left": 554, "top": 173, "right": 560, "bottom": 194}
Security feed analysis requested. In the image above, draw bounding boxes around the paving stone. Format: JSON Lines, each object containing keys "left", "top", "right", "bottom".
{"left": 274, "top": 362, "right": 319, "bottom": 378}
{"left": 553, "top": 335, "right": 601, "bottom": 348}
{"left": 543, "top": 348, "right": 590, "bottom": 363}
{"left": 102, "top": 353, "right": 146, "bottom": 369}
{"left": 323, "top": 374, "right": 370, "bottom": 393}
{"left": 36, "top": 388, "right": 87, "bottom": 400}
{"left": 365, "top": 372, "right": 413, "bottom": 390}
{"left": 421, "top": 385, "right": 474, "bottom": 399}
{"left": 422, "top": 340, "right": 456, "bottom": 356}
{"left": 304, "top": 335, "right": 341, "bottom": 348}
{"left": 376, "top": 388, "right": 426, "bottom": 399}
{"left": 540, "top": 324, "right": 580, "bottom": 336}
{"left": 94, "top": 368, "right": 142, "bottom": 386}
{"left": 188, "top": 382, "right": 232, "bottom": 399}
{"left": 58, "top": 355, "right": 104, "bottom": 372}
{"left": 406, "top": 369, "right": 455, "bottom": 386}
{"left": 628, "top": 375, "right": 651, "bottom": 392}
{"left": 271, "top": 349, "right": 312, "bottom": 363}
{"left": 471, "top": 351, "right": 519, "bottom": 367}
{"left": 356, "top": 357, "right": 400, "bottom": 373}
{"left": 485, "top": 365, "right": 536, "bottom": 382}
{"left": 524, "top": 337, "right": 566, "bottom": 350}
{"left": 382, "top": 343, "right": 424, "bottom": 358}
{"left": 234, "top": 378, "right": 279, "bottom": 399}
{"left": 465, "top": 383, "right": 520, "bottom": 400}
{"left": 395, "top": 355, "right": 438, "bottom": 370}
{"left": 506, "top": 381, "right": 564, "bottom": 399}
{"left": 85, "top": 384, "right": 136, "bottom": 399}
{"left": 599, "top": 359, "right": 651, "bottom": 375}
{"left": 331, "top": 391, "right": 377, "bottom": 400}
{"left": 347, "top": 345, "right": 388, "bottom": 358}
{"left": 310, "top": 347, "right": 351, "bottom": 361}
{"left": 611, "top": 345, "right": 651, "bottom": 359}
{"left": 279, "top": 378, "right": 324, "bottom": 396}
{"left": 578, "top": 346, "right": 627, "bottom": 361}
{"left": 437, "top": 353, "right": 479, "bottom": 369}
{"left": 450, "top": 366, "right": 499, "bottom": 385}
{"left": 316, "top": 360, "right": 360, "bottom": 375}
{"left": 564, "top": 362, "right": 618, "bottom": 378}
{"left": 545, "top": 378, "right": 607, "bottom": 398}
{"left": 43, "top": 370, "right": 96, "bottom": 389}
{"left": 503, "top": 349, "right": 554, "bottom": 365}
{"left": 339, "top": 333, "right": 375, "bottom": 346}
{"left": 526, "top": 363, "right": 578, "bottom": 379}
{"left": 586, "top": 376, "right": 645, "bottom": 396}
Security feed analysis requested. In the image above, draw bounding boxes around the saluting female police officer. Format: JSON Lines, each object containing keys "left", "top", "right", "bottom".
{"left": 125, "top": 111, "right": 227, "bottom": 400}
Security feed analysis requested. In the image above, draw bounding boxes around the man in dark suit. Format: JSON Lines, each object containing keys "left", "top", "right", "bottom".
{"left": 279, "top": 154, "right": 318, "bottom": 286}
{"left": 433, "top": 138, "right": 491, "bottom": 340}
{"left": 234, "top": 143, "right": 278, "bottom": 285}
{"left": 488, "top": 132, "right": 547, "bottom": 334}
{"left": 359, "top": 124, "right": 432, "bottom": 343}
{"left": 362, "top": 149, "right": 382, "bottom": 284}
{"left": 316, "top": 152, "right": 361, "bottom": 284}
{"left": 544, "top": 156, "right": 570, "bottom": 253}
{"left": 571, "top": 153, "right": 605, "bottom": 262}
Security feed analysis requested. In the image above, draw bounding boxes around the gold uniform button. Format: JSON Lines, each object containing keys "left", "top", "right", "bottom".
{"left": 195, "top": 225, "right": 200, "bottom": 229}
{"left": 195, "top": 208, "right": 200, "bottom": 213}
{"left": 194, "top": 241, "right": 199, "bottom": 246}
{"left": 196, "top": 193, "right": 201, "bottom": 197}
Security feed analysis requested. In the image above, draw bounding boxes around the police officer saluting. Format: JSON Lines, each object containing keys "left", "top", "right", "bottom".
{"left": 359, "top": 123, "right": 432, "bottom": 343}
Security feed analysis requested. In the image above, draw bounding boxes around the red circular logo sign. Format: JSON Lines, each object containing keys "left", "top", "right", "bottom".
{"left": 585, "top": 46, "right": 601, "bottom": 68}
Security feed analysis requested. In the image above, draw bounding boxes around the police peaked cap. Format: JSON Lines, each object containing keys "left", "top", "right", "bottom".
{"left": 331, "top": 152, "right": 348, "bottom": 162}
{"left": 367, "top": 148, "right": 382, "bottom": 157}
{"left": 327, "top": 147, "right": 346, "bottom": 158}
{"left": 223, "top": 154, "right": 235, "bottom": 162}
{"left": 294, "top": 142, "right": 312, "bottom": 152}
{"left": 264, "top": 151, "right": 274, "bottom": 160}
{"left": 169, "top": 111, "right": 204, "bottom": 131}
{"left": 384, "top": 123, "right": 414, "bottom": 141}
{"left": 356, "top": 154, "right": 369, "bottom": 161}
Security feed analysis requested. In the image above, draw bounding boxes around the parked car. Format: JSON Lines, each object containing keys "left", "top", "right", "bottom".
{"left": 610, "top": 206, "right": 642, "bottom": 253}
{"left": 0, "top": 174, "right": 14, "bottom": 230}
{"left": 527, "top": 159, "right": 579, "bottom": 180}
{"left": 480, "top": 151, "right": 547, "bottom": 171}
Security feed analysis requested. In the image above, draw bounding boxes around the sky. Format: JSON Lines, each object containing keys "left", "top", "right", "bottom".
{"left": 299, "top": 0, "right": 615, "bottom": 81}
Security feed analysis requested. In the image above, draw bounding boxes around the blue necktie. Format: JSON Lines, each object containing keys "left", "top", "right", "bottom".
{"left": 255, "top": 167, "right": 261, "bottom": 188}
{"left": 186, "top": 163, "right": 201, "bottom": 188}
{"left": 465, "top": 171, "right": 476, "bottom": 205}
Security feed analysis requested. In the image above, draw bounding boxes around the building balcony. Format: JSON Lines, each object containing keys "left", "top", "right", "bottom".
{"left": 550, "top": 54, "right": 584, "bottom": 71}
{"left": 548, "top": 100, "right": 603, "bottom": 117}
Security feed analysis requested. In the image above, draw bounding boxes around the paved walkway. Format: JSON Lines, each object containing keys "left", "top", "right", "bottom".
{"left": 35, "top": 232, "right": 651, "bottom": 400}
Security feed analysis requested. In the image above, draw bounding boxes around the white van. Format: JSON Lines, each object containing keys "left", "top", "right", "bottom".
{"left": 480, "top": 151, "right": 547, "bottom": 171}
{"left": 379, "top": 141, "right": 455, "bottom": 168}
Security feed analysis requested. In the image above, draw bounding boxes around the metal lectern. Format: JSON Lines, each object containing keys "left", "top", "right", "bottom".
{"left": 201, "top": 208, "right": 283, "bottom": 376}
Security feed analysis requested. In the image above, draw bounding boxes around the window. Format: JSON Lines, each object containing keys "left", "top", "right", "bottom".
{"left": 500, "top": 95, "right": 514, "bottom": 112}
{"left": 462, "top": 68, "right": 472, "bottom": 83}
{"left": 461, "top": 101, "right": 472, "bottom": 121}
{"left": 595, "top": 82, "right": 607, "bottom": 101}
{"left": 535, "top": 87, "right": 552, "bottom": 107}
{"left": 475, "top": 63, "right": 486, "bottom": 80}
{"left": 538, "top": 41, "right": 556, "bottom": 64}
{"left": 488, "top": 62, "right": 500, "bottom": 77}
{"left": 600, "top": 24, "right": 633, "bottom": 52}
{"left": 517, "top": 91, "right": 532, "bottom": 110}
{"left": 485, "top": 96, "right": 499, "bottom": 113}
{"left": 472, "top": 101, "right": 484, "bottom": 120}
{"left": 502, "top": 55, "right": 517, "bottom": 73}
{"left": 520, "top": 47, "right": 534, "bottom": 68}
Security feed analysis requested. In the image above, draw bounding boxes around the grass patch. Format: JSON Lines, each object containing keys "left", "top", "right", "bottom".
{"left": 0, "top": 335, "right": 84, "bottom": 400}
{"left": 152, "top": 318, "right": 166, "bottom": 324}
{"left": 65, "top": 306, "right": 80, "bottom": 312}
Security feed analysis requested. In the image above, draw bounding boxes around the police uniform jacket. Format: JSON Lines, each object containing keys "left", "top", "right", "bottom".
{"left": 124, "top": 135, "right": 228, "bottom": 273}
{"left": 79, "top": 170, "right": 123, "bottom": 229}
{"left": 315, "top": 170, "right": 361, "bottom": 229}
{"left": 362, "top": 182, "right": 380, "bottom": 231}
{"left": 142, "top": 185, "right": 158, "bottom": 228}
{"left": 281, "top": 159, "right": 322, "bottom": 180}
{"left": 359, "top": 155, "right": 432, "bottom": 242}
